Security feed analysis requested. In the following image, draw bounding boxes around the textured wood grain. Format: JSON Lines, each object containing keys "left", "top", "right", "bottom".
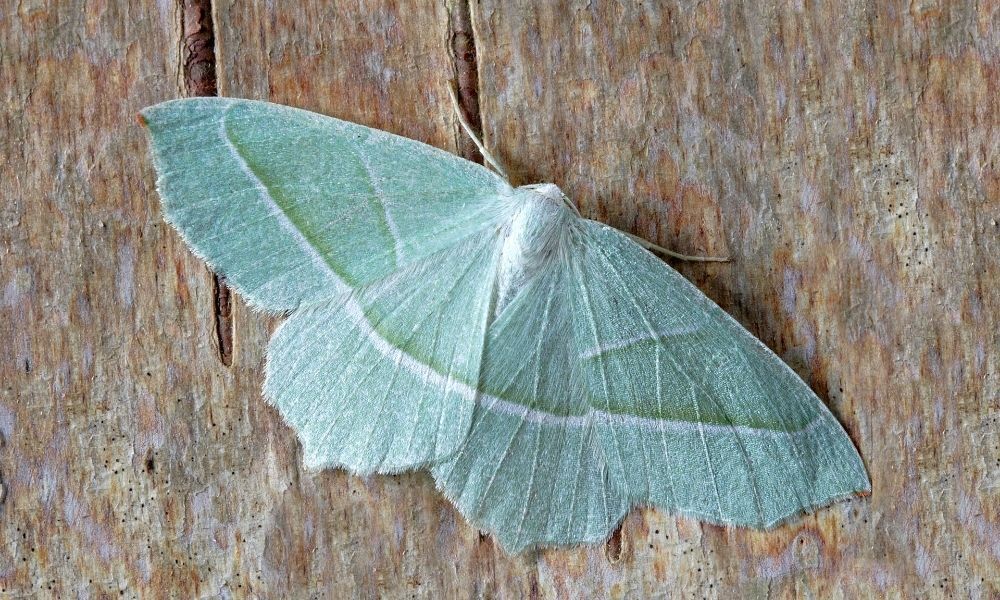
{"left": 2, "top": 0, "right": 997, "bottom": 597}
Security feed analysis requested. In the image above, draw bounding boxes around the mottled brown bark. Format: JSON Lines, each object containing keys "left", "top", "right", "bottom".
{"left": 1, "top": 0, "right": 997, "bottom": 597}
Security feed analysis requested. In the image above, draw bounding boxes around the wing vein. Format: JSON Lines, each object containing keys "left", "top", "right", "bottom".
{"left": 354, "top": 141, "right": 404, "bottom": 267}
{"left": 218, "top": 104, "right": 347, "bottom": 292}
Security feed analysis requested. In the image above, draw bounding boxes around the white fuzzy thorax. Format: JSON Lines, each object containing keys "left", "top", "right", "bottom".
{"left": 494, "top": 184, "right": 573, "bottom": 315}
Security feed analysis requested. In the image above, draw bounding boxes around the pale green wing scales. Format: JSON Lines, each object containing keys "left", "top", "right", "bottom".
{"left": 142, "top": 96, "right": 869, "bottom": 550}
{"left": 570, "top": 221, "right": 871, "bottom": 527}
{"left": 141, "top": 98, "right": 512, "bottom": 311}
{"left": 432, "top": 264, "right": 628, "bottom": 553}
{"left": 266, "top": 231, "right": 506, "bottom": 473}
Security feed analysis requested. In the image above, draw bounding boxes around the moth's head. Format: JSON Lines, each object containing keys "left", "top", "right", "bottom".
{"left": 519, "top": 183, "right": 581, "bottom": 215}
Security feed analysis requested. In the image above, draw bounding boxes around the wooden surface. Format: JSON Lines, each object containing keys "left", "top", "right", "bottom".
{"left": 2, "top": 0, "right": 997, "bottom": 597}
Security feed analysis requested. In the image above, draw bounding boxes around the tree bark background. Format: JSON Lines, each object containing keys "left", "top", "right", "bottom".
{"left": 2, "top": 0, "right": 997, "bottom": 597}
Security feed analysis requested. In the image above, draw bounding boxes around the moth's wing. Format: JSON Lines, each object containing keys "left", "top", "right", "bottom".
{"left": 570, "top": 220, "right": 870, "bottom": 527}
{"left": 265, "top": 230, "right": 506, "bottom": 473}
{"left": 140, "top": 98, "right": 512, "bottom": 311}
{"left": 432, "top": 264, "right": 629, "bottom": 553}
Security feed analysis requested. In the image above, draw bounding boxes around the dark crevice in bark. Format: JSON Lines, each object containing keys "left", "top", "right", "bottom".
{"left": 605, "top": 522, "right": 625, "bottom": 563}
{"left": 210, "top": 275, "right": 233, "bottom": 367}
{"left": 182, "top": 0, "right": 217, "bottom": 96}
{"left": 447, "top": 0, "right": 485, "bottom": 164}
{"left": 182, "top": 0, "right": 232, "bottom": 367}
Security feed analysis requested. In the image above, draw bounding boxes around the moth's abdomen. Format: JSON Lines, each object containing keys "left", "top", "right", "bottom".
{"left": 494, "top": 184, "right": 574, "bottom": 314}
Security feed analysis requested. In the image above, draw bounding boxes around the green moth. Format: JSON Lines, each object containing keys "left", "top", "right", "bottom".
{"left": 140, "top": 97, "right": 870, "bottom": 553}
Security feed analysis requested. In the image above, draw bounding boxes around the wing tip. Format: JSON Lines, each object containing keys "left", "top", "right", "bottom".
{"left": 138, "top": 97, "right": 242, "bottom": 128}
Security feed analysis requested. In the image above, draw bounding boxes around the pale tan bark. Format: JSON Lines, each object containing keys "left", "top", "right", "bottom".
{"left": 2, "top": 0, "right": 997, "bottom": 597}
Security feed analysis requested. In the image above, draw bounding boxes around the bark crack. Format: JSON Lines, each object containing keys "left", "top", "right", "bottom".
{"left": 182, "top": 0, "right": 217, "bottom": 97}
{"left": 181, "top": 0, "right": 232, "bottom": 367}
{"left": 447, "top": 0, "right": 485, "bottom": 164}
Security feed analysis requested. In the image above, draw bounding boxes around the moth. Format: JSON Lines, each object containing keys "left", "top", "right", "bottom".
{"left": 140, "top": 95, "right": 869, "bottom": 553}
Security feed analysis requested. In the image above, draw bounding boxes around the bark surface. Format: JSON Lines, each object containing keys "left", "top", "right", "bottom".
{"left": 2, "top": 0, "right": 997, "bottom": 597}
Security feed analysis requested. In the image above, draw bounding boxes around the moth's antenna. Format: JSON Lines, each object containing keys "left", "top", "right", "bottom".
{"left": 624, "top": 232, "right": 730, "bottom": 262}
{"left": 448, "top": 84, "right": 510, "bottom": 180}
